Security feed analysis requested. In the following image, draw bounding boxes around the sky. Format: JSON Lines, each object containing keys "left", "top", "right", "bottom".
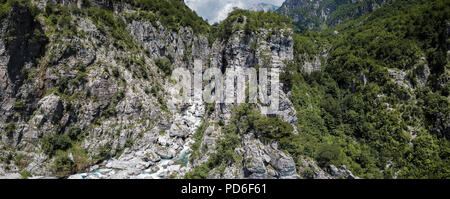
{"left": 184, "top": 0, "right": 285, "bottom": 24}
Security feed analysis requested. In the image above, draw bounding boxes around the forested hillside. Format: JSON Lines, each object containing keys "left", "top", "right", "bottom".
{"left": 277, "top": 0, "right": 396, "bottom": 32}
{"left": 279, "top": 0, "right": 449, "bottom": 178}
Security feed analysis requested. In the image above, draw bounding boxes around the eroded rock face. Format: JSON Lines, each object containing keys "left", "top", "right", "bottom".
{"left": 387, "top": 57, "right": 431, "bottom": 93}
{"left": 23, "top": 95, "right": 63, "bottom": 142}
{"left": 327, "top": 165, "right": 359, "bottom": 179}
{"left": 388, "top": 68, "right": 412, "bottom": 90}
{"left": 303, "top": 57, "right": 322, "bottom": 74}
{"left": 297, "top": 156, "right": 332, "bottom": 179}
{"left": 241, "top": 133, "right": 299, "bottom": 179}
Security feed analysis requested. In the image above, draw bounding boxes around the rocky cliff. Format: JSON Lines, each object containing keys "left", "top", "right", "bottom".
{"left": 0, "top": 0, "right": 357, "bottom": 179}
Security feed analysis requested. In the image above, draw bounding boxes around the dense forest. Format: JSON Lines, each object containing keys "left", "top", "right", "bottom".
{"left": 281, "top": 0, "right": 449, "bottom": 178}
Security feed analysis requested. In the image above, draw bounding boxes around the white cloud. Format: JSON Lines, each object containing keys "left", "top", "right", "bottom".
{"left": 185, "top": 0, "right": 285, "bottom": 24}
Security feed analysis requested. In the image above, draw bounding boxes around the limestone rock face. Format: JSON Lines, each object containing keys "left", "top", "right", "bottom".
{"left": 0, "top": 2, "right": 47, "bottom": 125}
{"left": 0, "top": 0, "right": 357, "bottom": 179}
{"left": 241, "top": 134, "right": 299, "bottom": 179}
{"left": 297, "top": 156, "right": 332, "bottom": 179}
{"left": 327, "top": 165, "right": 360, "bottom": 179}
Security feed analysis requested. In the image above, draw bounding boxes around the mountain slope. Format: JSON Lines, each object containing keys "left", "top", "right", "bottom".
{"left": 0, "top": 0, "right": 448, "bottom": 179}
{"left": 247, "top": 3, "right": 279, "bottom": 12}
{"left": 281, "top": 0, "right": 449, "bottom": 178}
{"left": 277, "top": 0, "right": 395, "bottom": 32}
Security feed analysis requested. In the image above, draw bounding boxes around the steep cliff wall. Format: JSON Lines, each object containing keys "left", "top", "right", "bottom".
{"left": 0, "top": 0, "right": 347, "bottom": 179}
